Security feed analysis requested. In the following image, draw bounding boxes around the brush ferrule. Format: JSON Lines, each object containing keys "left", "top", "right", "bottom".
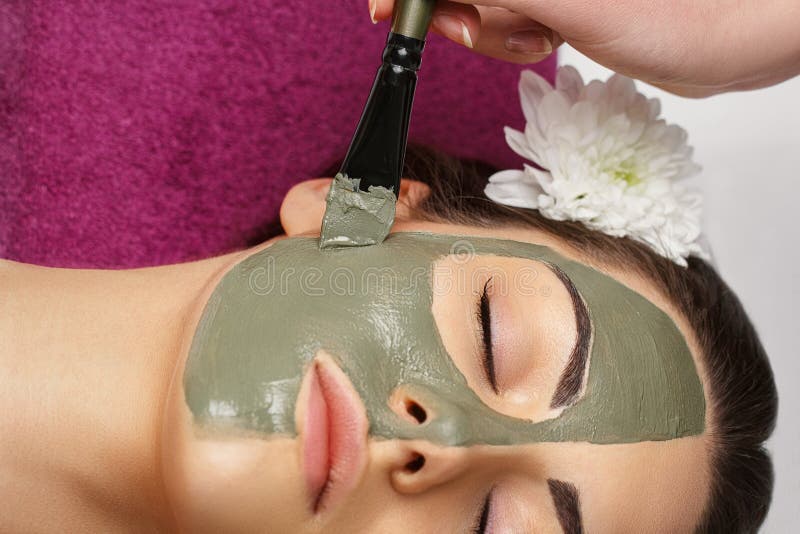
{"left": 390, "top": 0, "right": 436, "bottom": 41}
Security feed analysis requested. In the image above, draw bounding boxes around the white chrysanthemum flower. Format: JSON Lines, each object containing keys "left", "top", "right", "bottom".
{"left": 485, "top": 66, "right": 708, "bottom": 266}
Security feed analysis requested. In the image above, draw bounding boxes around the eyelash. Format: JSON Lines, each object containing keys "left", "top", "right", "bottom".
{"left": 476, "top": 278, "right": 498, "bottom": 394}
{"left": 472, "top": 488, "right": 494, "bottom": 534}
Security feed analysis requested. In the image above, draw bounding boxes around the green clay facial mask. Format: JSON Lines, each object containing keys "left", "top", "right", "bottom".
{"left": 319, "top": 173, "right": 396, "bottom": 249}
{"left": 184, "top": 233, "right": 705, "bottom": 445}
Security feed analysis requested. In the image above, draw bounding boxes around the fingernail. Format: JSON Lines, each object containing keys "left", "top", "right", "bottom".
{"left": 369, "top": 0, "right": 377, "bottom": 24}
{"left": 505, "top": 30, "right": 552, "bottom": 55}
{"left": 435, "top": 15, "right": 473, "bottom": 48}
{"left": 461, "top": 21, "right": 474, "bottom": 48}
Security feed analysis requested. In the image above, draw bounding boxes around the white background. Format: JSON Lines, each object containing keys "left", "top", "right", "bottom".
{"left": 560, "top": 46, "right": 799, "bottom": 533}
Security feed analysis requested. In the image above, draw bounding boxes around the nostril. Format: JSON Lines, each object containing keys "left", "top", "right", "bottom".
{"left": 389, "top": 388, "right": 432, "bottom": 425}
{"left": 405, "top": 400, "right": 427, "bottom": 424}
{"left": 391, "top": 443, "right": 468, "bottom": 495}
{"left": 404, "top": 453, "right": 425, "bottom": 473}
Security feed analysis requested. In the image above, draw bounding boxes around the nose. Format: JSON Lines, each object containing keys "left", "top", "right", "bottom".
{"left": 382, "top": 385, "right": 475, "bottom": 495}
{"left": 388, "top": 383, "right": 475, "bottom": 446}
{"left": 387, "top": 439, "right": 472, "bottom": 494}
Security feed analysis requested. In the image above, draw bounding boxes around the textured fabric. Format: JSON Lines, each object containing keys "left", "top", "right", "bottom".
{"left": 0, "top": 1, "right": 556, "bottom": 268}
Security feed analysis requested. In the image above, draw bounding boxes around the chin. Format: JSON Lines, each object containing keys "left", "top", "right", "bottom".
{"left": 160, "top": 367, "right": 308, "bottom": 534}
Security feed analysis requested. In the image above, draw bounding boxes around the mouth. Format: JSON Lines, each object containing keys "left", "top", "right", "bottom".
{"left": 300, "top": 355, "right": 368, "bottom": 515}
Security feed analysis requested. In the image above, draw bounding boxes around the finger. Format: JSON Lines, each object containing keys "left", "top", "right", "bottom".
{"left": 372, "top": 0, "right": 517, "bottom": 21}
{"left": 464, "top": 5, "right": 557, "bottom": 64}
{"left": 374, "top": 0, "right": 608, "bottom": 44}
{"left": 371, "top": 0, "right": 479, "bottom": 24}
{"left": 444, "top": 0, "right": 601, "bottom": 41}
{"left": 371, "top": 0, "right": 482, "bottom": 49}
{"left": 371, "top": 0, "right": 557, "bottom": 63}
{"left": 429, "top": 2, "right": 483, "bottom": 49}
{"left": 369, "top": 0, "right": 389, "bottom": 23}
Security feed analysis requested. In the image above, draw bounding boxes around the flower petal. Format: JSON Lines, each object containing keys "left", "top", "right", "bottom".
{"left": 485, "top": 169, "right": 545, "bottom": 209}
{"left": 504, "top": 126, "right": 539, "bottom": 163}
{"left": 556, "top": 66, "right": 584, "bottom": 101}
{"left": 519, "top": 69, "right": 555, "bottom": 124}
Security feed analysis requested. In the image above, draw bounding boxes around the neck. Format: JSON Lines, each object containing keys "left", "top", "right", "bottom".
{"left": 0, "top": 254, "right": 233, "bottom": 531}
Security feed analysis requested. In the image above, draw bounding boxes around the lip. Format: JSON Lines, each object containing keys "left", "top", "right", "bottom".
{"left": 300, "top": 356, "right": 368, "bottom": 515}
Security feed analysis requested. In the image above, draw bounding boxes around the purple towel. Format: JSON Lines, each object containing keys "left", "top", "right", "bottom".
{"left": 0, "top": 1, "right": 556, "bottom": 268}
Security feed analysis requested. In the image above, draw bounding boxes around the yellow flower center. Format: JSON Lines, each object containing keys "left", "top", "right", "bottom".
{"left": 607, "top": 160, "right": 641, "bottom": 186}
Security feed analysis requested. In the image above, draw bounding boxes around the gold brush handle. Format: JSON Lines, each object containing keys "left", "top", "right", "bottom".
{"left": 390, "top": 0, "right": 436, "bottom": 41}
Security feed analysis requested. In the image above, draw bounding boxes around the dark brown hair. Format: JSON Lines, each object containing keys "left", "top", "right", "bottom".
{"left": 398, "top": 144, "right": 778, "bottom": 533}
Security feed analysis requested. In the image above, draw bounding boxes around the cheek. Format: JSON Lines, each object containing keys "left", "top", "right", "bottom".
{"left": 161, "top": 373, "right": 307, "bottom": 533}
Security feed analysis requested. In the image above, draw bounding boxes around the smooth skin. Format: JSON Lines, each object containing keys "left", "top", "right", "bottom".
{"left": 1, "top": 178, "right": 712, "bottom": 532}
{"left": 371, "top": 0, "right": 800, "bottom": 96}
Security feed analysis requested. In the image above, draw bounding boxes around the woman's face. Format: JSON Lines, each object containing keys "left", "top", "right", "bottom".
{"left": 161, "top": 180, "right": 712, "bottom": 533}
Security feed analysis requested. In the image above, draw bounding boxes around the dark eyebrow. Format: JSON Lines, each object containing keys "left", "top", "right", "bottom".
{"left": 546, "top": 264, "right": 591, "bottom": 409}
{"left": 547, "top": 479, "right": 584, "bottom": 534}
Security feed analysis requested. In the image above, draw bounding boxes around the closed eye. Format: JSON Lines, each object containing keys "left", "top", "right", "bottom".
{"left": 476, "top": 277, "right": 498, "bottom": 394}
{"left": 471, "top": 488, "right": 494, "bottom": 534}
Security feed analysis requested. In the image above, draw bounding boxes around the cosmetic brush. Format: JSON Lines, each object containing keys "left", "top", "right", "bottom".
{"left": 340, "top": 0, "right": 436, "bottom": 194}
{"left": 318, "top": 0, "right": 436, "bottom": 249}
